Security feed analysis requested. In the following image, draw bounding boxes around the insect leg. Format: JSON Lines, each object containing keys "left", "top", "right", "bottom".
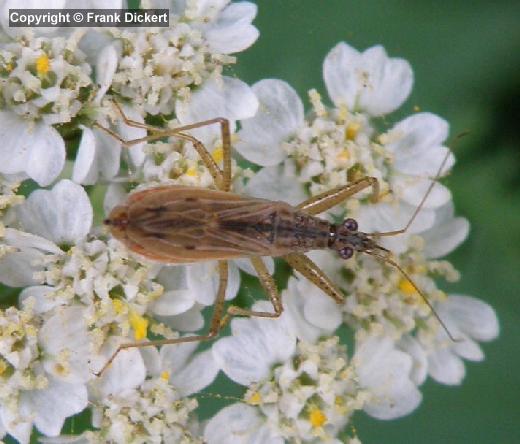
{"left": 221, "top": 256, "right": 283, "bottom": 322}
{"left": 96, "top": 260, "right": 229, "bottom": 377}
{"left": 109, "top": 101, "right": 232, "bottom": 191}
{"left": 296, "top": 177, "right": 380, "bottom": 215}
{"left": 166, "top": 118, "right": 232, "bottom": 192}
{"left": 94, "top": 121, "right": 227, "bottom": 190}
{"left": 283, "top": 253, "right": 344, "bottom": 303}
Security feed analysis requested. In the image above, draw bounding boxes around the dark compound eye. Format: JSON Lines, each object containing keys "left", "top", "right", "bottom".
{"left": 339, "top": 246, "right": 354, "bottom": 259}
{"left": 343, "top": 218, "right": 358, "bottom": 232}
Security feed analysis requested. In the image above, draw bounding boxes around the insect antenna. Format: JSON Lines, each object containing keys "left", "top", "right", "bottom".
{"left": 368, "top": 250, "right": 461, "bottom": 342}
{"left": 365, "top": 131, "right": 470, "bottom": 341}
{"left": 368, "top": 130, "right": 469, "bottom": 238}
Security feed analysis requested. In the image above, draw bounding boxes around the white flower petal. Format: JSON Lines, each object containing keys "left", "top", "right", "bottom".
{"left": 160, "top": 341, "right": 199, "bottom": 375}
{"left": 393, "top": 176, "right": 452, "bottom": 209}
{"left": 194, "top": 0, "right": 229, "bottom": 17}
{"left": 40, "top": 306, "right": 92, "bottom": 384}
{"left": 235, "top": 79, "right": 303, "bottom": 166}
{"left": 17, "top": 180, "right": 92, "bottom": 244}
{"left": 20, "top": 379, "right": 88, "bottom": 437}
{"left": 302, "top": 290, "right": 342, "bottom": 331}
{"left": 157, "top": 304, "right": 205, "bottom": 332}
{"left": 94, "top": 344, "right": 146, "bottom": 397}
{"left": 438, "top": 295, "right": 499, "bottom": 342}
{"left": 204, "top": 2, "right": 259, "bottom": 54}
{"left": 355, "top": 336, "right": 421, "bottom": 419}
{"left": 398, "top": 336, "right": 428, "bottom": 385}
{"left": 73, "top": 126, "right": 121, "bottom": 185}
{"left": 212, "top": 307, "right": 296, "bottom": 385}
{"left": 0, "top": 113, "right": 65, "bottom": 186}
{"left": 243, "top": 163, "right": 307, "bottom": 205}
{"left": 427, "top": 349, "right": 465, "bottom": 385}
{"left": 94, "top": 44, "right": 118, "bottom": 103}
{"left": 72, "top": 127, "right": 97, "bottom": 184}
{"left": 0, "top": 406, "right": 32, "bottom": 444}
{"left": 3, "top": 228, "right": 61, "bottom": 254}
{"left": 423, "top": 202, "right": 470, "bottom": 258}
{"left": 176, "top": 77, "right": 259, "bottom": 144}
{"left": 386, "top": 113, "right": 454, "bottom": 176}
{"left": 116, "top": 105, "right": 146, "bottom": 167}
{"left": 20, "top": 285, "right": 65, "bottom": 313}
{"left": 204, "top": 403, "right": 282, "bottom": 444}
{"left": 283, "top": 277, "right": 337, "bottom": 343}
{"left": 26, "top": 124, "right": 66, "bottom": 186}
{"left": 323, "top": 43, "right": 413, "bottom": 116}
{"left": 170, "top": 349, "right": 219, "bottom": 396}
{"left": 357, "top": 201, "right": 435, "bottom": 235}
{"left": 103, "top": 183, "right": 127, "bottom": 215}
{"left": 151, "top": 289, "right": 195, "bottom": 316}
{"left": 0, "top": 249, "right": 43, "bottom": 287}
{"left": 452, "top": 338, "right": 484, "bottom": 362}
{"left": 187, "top": 261, "right": 240, "bottom": 305}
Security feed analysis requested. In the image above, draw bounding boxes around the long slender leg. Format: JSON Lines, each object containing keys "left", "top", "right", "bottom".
{"left": 297, "top": 177, "right": 380, "bottom": 215}
{"left": 97, "top": 261, "right": 229, "bottom": 376}
{"left": 109, "top": 101, "right": 233, "bottom": 191}
{"left": 94, "top": 122, "right": 227, "bottom": 190}
{"left": 220, "top": 256, "right": 283, "bottom": 325}
{"left": 283, "top": 253, "right": 344, "bottom": 304}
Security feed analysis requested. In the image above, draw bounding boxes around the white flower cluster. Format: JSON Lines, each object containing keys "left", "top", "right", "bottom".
{"left": 0, "top": 1, "right": 498, "bottom": 443}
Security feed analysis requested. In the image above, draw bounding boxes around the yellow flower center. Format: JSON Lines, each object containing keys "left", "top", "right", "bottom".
{"left": 160, "top": 370, "right": 170, "bottom": 381}
{"left": 399, "top": 278, "right": 416, "bottom": 295}
{"left": 336, "top": 149, "right": 350, "bottom": 162}
{"left": 309, "top": 408, "right": 327, "bottom": 427}
{"left": 246, "top": 391, "right": 262, "bottom": 405}
{"left": 112, "top": 298, "right": 125, "bottom": 314}
{"left": 345, "top": 122, "right": 361, "bottom": 140}
{"left": 0, "top": 358, "right": 8, "bottom": 376}
{"left": 186, "top": 166, "right": 198, "bottom": 177}
{"left": 129, "top": 310, "right": 148, "bottom": 341}
{"left": 36, "top": 54, "right": 50, "bottom": 75}
{"left": 212, "top": 147, "right": 224, "bottom": 164}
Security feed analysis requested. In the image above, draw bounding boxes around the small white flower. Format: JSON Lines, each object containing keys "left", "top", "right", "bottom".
{"left": 0, "top": 113, "right": 65, "bottom": 186}
{"left": 323, "top": 42, "right": 413, "bottom": 116}
{"left": 0, "top": 179, "right": 92, "bottom": 286}
{"left": 0, "top": 306, "right": 90, "bottom": 443}
{"left": 91, "top": 340, "right": 205, "bottom": 443}
{"left": 405, "top": 294, "right": 499, "bottom": 386}
{"left": 204, "top": 403, "right": 283, "bottom": 444}
{"left": 211, "top": 304, "right": 367, "bottom": 442}
{"left": 141, "top": 340, "right": 219, "bottom": 397}
{"left": 175, "top": 76, "right": 259, "bottom": 144}
{"left": 235, "top": 79, "right": 304, "bottom": 166}
{"left": 353, "top": 335, "right": 421, "bottom": 419}
{"left": 71, "top": 125, "right": 122, "bottom": 185}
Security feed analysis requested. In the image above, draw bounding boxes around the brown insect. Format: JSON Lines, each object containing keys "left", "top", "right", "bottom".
{"left": 95, "top": 102, "right": 455, "bottom": 375}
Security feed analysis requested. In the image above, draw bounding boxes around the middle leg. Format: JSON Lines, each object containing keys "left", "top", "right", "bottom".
{"left": 220, "top": 256, "right": 283, "bottom": 325}
{"left": 96, "top": 260, "right": 230, "bottom": 376}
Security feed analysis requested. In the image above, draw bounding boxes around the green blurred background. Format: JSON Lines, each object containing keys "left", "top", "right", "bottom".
{"left": 231, "top": 1, "right": 519, "bottom": 442}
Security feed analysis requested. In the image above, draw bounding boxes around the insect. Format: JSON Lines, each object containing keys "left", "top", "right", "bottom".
{"left": 95, "top": 101, "right": 455, "bottom": 375}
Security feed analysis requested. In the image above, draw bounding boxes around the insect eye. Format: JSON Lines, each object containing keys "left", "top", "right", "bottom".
{"left": 339, "top": 246, "right": 354, "bottom": 260}
{"left": 343, "top": 218, "right": 358, "bottom": 232}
